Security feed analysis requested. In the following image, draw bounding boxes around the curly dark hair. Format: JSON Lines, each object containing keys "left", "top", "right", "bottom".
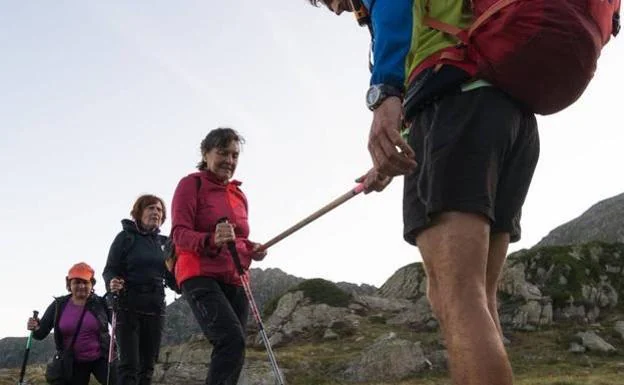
{"left": 130, "top": 194, "right": 167, "bottom": 225}
{"left": 197, "top": 127, "right": 245, "bottom": 170}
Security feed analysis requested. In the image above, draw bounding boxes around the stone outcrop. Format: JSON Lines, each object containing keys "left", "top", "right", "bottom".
{"left": 499, "top": 243, "right": 624, "bottom": 328}
{"left": 343, "top": 333, "right": 430, "bottom": 382}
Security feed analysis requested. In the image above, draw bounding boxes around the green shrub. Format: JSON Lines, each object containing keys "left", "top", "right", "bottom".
{"left": 262, "top": 278, "right": 352, "bottom": 318}
{"left": 513, "top": 242, "right": 624, "bottom": 309}
{"left": 293, "top": 278, "right": 352, "bottom": 308}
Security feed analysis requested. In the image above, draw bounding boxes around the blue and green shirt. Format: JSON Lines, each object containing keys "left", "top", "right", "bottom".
{"left": 362, "top": 0, "right": 472, "bottom": 90}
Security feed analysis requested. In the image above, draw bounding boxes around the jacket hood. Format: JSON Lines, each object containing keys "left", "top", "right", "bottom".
{"left": 121, "top": 219, "right": 161, "bottom": 235}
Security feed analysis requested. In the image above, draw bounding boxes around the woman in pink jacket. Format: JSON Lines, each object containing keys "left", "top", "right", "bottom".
{"left": 171, "top": 127, "right": 266, "bottom": 385}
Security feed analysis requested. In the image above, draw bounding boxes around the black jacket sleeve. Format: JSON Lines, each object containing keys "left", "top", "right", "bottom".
{"left": 32, "top": 299, "right": 57, "bottom": 341}
{"left": 103, "top": 231, "right": 127, "bottom": 291}
{"left": 98, "top": 294, "right": 113, "bottom": 323}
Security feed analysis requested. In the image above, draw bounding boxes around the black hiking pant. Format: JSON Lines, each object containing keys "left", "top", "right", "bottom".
{"left": 182, "top": 277, "right": 249, "bottom": 385}
{"left": 115, "top": 310, "right": 164, "bottom": 385}
{"left": 68, "top": 357, "right": 112, "bottom": 385}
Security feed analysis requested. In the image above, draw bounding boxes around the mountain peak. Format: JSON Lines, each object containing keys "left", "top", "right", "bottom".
{"left": 537, "top": 192, "right": 624, "bottom": 247}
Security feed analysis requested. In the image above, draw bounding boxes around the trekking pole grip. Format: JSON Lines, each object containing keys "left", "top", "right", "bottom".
{"left": 217, "top": 217, "right": 245, "bottom": 276}
{"left": 29, "top": 310, "right": 39, "bottom": 334}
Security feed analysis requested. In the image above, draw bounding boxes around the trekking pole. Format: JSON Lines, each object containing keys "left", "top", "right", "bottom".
{"left": 257, "top": 183, "right": 365, "bottom": 252}
{"left": 218, "top": 218, "right": 285, "bottom": 385}
{"left": 18, "top": 310, "right": 38, "bottom": 385}
{"left": 106, "top": 293, "right": 119, "bottom": 385}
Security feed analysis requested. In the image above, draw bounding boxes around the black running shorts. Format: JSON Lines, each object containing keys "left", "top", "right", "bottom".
{"left": 403, "top": 87, "right": 540, "bottom": 245}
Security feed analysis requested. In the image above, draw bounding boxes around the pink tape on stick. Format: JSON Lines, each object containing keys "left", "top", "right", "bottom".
{"left": 353, "top": 183, "right": 365, "bottom": 194}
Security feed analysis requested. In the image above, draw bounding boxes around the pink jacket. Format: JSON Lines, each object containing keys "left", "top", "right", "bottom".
{"left": 171, "top": 171, "right": 254, "bottom": 286}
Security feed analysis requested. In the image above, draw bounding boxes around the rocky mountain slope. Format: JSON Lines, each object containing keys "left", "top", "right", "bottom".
{"left": 2, "top": 192, "right": 623, "bottom": 384}
{"left": 0, "top": 268, "right": 375, "bottom": 369}
{"left": 2, "top": 242, "right": 624, "bottom": 384}
{"left": 149, "top": 242, "right": 624, "bottom": 384}
{"left": 537, "top": 192, "right": 624, "bottom": 247}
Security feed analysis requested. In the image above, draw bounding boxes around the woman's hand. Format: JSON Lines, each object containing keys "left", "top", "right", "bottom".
{"left": 214, "top": 222, "right": 236, "bottom": 247}
{"left": 251, "top": 243, "right": 267, "bottom": 261}
{"left": 109, "top": 277, "right": 125, "bottom": 293}
{"left": 27, "top": 317, "right": 39, "bottom": 331}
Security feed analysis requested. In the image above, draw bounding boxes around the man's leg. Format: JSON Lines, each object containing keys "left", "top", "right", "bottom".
{"left": 402, "top": 86, "right": 539, "bottom": 385}
{"left": 417, "top": 212, "right": 513, "bottom": 385}
{"left": 486, "top": 233, "right": 511, "bottom": 339}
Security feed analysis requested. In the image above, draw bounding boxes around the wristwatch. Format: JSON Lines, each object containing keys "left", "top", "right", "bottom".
{"left": 365, "top": 84, "right": 403, "bottom": 111}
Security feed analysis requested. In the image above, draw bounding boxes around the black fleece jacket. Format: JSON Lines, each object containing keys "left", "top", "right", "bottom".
{"left": 32, "top": 294, "right": 111, "bottom": 358}
{"left": 103, "top": 219, "right": 176, "bottom": 314}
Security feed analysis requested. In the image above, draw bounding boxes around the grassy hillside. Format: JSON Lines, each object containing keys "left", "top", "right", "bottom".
{"left": 2, "top": 320, "right": 623, "bottom": 385}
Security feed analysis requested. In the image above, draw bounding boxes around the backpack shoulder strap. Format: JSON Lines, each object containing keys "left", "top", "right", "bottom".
{"left": 52, "top": 295, "right": 71, "bottom": 351}
{"left": 195, "top": 174, "right": 202, "bottom": 193}
{"left": 167, "top": 175, "right": 202, "bottom": 239}
{"left": 118, "top": 231, "right": 136, "bottom": 274}
{"left": 121, "top": 231, "right": 135, "bottom": 258}
{"left": 164, "top": 174, "right": 202, "bottom": 279}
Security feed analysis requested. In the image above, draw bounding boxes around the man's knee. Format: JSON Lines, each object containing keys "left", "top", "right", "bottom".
{"left": 416, "top": 211, "right": 490, "bottom": 314}
{"left": 423, "top": 259, "right": 488, "bottom": 317}
{"left": 425, "top": 263, "right": 487, "bottom": 306}
{"left": 426, "top": 284, "right": 444, "bottom": 322}
{"left": 426, "top": 275, "right": 489, "bottom": 324}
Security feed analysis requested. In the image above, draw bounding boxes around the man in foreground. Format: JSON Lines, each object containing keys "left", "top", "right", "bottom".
{"left": 307, "top": 1, "right": 540, "bottom": 384}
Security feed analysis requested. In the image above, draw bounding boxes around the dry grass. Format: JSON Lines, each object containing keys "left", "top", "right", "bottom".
{"left": 261, "top": 323, "right": 624, "bottom": 385}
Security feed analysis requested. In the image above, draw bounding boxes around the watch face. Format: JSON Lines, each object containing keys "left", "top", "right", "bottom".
{"left": 366, "top": 85, "right": 381, "bottom": 107}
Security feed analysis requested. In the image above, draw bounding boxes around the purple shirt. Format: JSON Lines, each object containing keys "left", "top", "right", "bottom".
{"left": 59, "top": 300, "right": 101, "bottom": 362}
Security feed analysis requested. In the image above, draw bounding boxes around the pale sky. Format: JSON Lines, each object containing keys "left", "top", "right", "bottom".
{"left": 1, "top": 1, "right": 623, "bottom": 338}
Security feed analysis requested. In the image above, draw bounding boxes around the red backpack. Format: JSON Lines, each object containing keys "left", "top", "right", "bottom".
{"left": 412, "top": 0, "right": 621, "bottom": 115}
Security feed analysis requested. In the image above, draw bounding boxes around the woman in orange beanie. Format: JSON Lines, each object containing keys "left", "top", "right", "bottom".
{"left": 27, "top": 262, "right": 115, "bottom": 385}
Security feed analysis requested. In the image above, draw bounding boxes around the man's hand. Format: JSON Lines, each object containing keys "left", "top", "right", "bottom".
{"left": 356, "top": 168, "right": 393, "bottom": 194}
{"left": 368, "top": 97, "right": 417, "bottom": 176}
